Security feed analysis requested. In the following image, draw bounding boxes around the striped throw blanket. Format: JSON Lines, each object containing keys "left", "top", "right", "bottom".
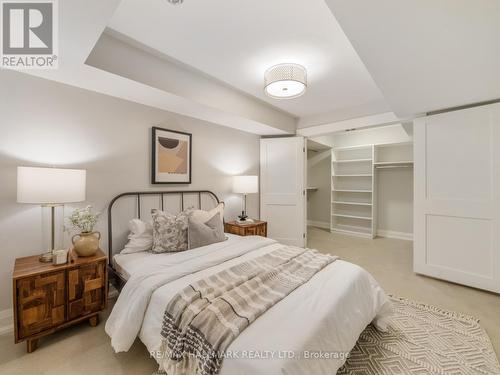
{"left": 157, "top": 245, "right": 337, "bottom": 375}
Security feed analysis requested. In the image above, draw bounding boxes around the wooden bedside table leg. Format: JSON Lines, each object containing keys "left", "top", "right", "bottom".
{"left": 26, "top": 339, "right": 38, "bottom": 353}
{"left": 89, "top": 315, "right": 99, "bottom": 327}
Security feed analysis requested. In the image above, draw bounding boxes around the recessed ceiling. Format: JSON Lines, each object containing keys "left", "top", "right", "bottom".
{"left": 107, "top": 0, "right": 391, "bottom": 120}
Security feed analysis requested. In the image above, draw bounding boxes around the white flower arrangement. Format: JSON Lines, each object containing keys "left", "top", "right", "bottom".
{"left": 67, "top": 205, "right": 101, "bottom": 233}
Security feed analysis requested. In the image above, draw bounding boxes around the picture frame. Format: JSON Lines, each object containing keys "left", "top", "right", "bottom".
{"left": 151, "top": 126, "right": 192, "bottom": 184}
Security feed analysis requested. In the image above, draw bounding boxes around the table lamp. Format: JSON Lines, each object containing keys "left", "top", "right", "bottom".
{"left": 232, "top": 175, "right": 258, "bottom": 222}
{"left": 17, "top": 166, "right": 86, "bottom": 262}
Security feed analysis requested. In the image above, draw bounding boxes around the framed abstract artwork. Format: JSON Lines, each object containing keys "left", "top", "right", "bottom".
{"left": 151, "top": 127, "right": 192, "bottom": 184}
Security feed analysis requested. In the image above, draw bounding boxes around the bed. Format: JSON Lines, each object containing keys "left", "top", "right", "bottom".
{"left": 105, "top": 191, "right": 391, "bottom": 374}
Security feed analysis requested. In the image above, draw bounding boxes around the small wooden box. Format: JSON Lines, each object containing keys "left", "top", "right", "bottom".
{"left": 224, "top": 220, "right": 267, "bottom": 237}
{"left": 12, "top": 249, "right": 107, "bottom": 353}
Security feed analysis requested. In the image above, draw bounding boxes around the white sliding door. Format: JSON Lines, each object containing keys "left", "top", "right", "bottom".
{"left": 260, "top": 137, "right": 306, "bottom": 247}
{"left": 414, "top": 103, "right": 500, "bottom": 293}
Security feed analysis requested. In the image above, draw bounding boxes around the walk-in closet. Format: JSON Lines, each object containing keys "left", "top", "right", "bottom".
{"left": 307, "top": 124, "right": 414, "bottom": 240}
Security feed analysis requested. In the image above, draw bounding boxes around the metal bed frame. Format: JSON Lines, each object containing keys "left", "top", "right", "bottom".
{"left": 107, "top": 190, "right": 221, "bottom": 290}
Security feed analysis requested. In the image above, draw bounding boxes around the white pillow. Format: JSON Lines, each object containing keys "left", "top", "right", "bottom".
{"left": 190, "top": 202, "right": 224, "bottom": 225}
{"left": 121, "top": 218, "right": 153, "bottom": 254}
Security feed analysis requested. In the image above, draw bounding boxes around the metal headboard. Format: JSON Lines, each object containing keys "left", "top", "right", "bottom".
{"left": 107, "top": 190, "right": 220, "bottom": 267}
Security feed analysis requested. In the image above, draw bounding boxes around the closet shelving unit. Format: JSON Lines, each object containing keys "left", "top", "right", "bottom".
{"left": 373, "top": 142, "right": 414, "bottom": 168}
{"left": 372, "top": 142, "right": 413, "bottom": 239}
{"left": 331, "top": 145, "right": 375, "bottom": 238}
{"left": 331, "top": 142, "right": 414, "bottom": 239}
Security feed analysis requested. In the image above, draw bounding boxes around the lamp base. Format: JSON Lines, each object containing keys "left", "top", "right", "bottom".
{"left": 237, "top": 210, "right": 248, "bottom": 221}
{"left": 39, "top": 251, "right": 53, "bottom": 263}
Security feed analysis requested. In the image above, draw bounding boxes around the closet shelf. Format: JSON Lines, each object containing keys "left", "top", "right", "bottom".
{"left": 333, "top": 159, "right": 372, "bottom": 163}
{"left": 333, "top": 174, "right": 372, "bottom": 177}
{"left": 332, "top": 213, "right": 372, "bottom": 220}
{"left": 329, "top": 142, "right": 414, "bottom": 240}
{"left": 332, "top": 201, "right": 372, "bottom": 206}
{"left": 332, "top": 189, "right": 372, "bottom": 193}
{"left": 374, "top": 161, "right": 413, "bottom": 166}
{"left": 331, "top": 144, "right": 376, "bottom": 239}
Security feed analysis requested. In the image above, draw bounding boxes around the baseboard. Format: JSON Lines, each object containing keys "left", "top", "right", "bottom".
{"left": 377, "top": 229, "right": 413, "bottom": 241}
{"left": 0, "top": 309, "right": 13, "bottom": 336}
{"left": 307, "top": 220, "right": 330, "bottom": 229}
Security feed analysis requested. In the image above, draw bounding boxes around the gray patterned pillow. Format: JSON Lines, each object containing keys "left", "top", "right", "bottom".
{"left": 151, "top": 208, "right": 193, "bottom": 253}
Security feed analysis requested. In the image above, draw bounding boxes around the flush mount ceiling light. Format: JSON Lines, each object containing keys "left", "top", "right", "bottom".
{"left": 264, "top": 63, "right": 307, "bottom": 99}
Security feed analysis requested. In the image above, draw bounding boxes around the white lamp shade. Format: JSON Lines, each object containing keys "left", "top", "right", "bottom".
{"left": 233, "top": 175, "right": 259, "bottom": 194}
{"left": 17, "top": 167, "right": 86, "bottom": 204}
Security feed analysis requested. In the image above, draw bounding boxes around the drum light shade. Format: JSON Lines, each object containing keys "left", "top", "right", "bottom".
{"left": 264, "top": 63, "right": 307, "bottom": 99}
{"left": 17, "top": 166, "right": 86, "bottom": 204}
{"left": 233, "top": 175, "right": 259, "bottom": 194}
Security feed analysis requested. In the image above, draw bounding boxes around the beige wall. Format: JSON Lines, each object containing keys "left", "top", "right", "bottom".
{"left": 0, "top": 70, "right": 260, "bottom": 311}
{"left": 307, "top": 150, "right": 331, "bottom": 227}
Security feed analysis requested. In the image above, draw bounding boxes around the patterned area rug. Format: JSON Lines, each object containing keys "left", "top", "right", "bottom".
{"left": 338, "top": 296, "right": 500, "bottom": 375}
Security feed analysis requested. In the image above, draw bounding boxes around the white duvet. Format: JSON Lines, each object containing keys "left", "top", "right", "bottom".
{"left": 106, "top": 235, "right": 391, "bottom": 374}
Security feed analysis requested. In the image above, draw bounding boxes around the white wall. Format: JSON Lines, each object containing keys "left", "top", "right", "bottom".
{"left": 86, "top": 31, "right": 296, "bottom": 135}
{"left": 376, "top": 167, "right": 413, "bottom": 237}
{"left": 0, "top": 70, "right": 261, "bottom": 311}
{"left": 307, "top": 150, "right": 331, "bottom": 227}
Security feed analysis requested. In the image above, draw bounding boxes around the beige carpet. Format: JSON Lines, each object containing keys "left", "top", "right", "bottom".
{"left": 339, "top": 296, "right": 500, "bottom": 375}
{"left": 306, "top": 227, "right": 500, "bottom": 355}
{"left": 1, "top": 231, "right": 499, "bottom": 374}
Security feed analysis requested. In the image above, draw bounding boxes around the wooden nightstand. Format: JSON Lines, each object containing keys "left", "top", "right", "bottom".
{"left": 12, "top": 249, "right": 107, "bottom": 353}
{"left": 225, "top": 220, "right": 267, "bottom": 237}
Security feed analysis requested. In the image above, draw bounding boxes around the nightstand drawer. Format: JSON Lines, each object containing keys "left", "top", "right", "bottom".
{"left": 245, "top": 227, "right": 257, "bottom": 235}
{"left": 68, "top": 261, "right": 106, "bottom": 320}
{"left": 16, "top": 271, "right": 66, "bottom": 339}
{"left": 13, "top": 249, "right": 107, "bottom": 352}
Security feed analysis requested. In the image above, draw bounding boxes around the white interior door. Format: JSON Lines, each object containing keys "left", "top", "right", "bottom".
{"left": 260, "top": 137, "right": 306, "bottom": 247}
{"left": 414, "top": 103, "right": 500, "bottom": 293}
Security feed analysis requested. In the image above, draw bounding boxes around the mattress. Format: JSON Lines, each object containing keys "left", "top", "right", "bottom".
{"left": 112, "top": 234, "right": 240, "bottom": 280}
{"left": 113, "top": 252, "right": 155, "bottom": 280}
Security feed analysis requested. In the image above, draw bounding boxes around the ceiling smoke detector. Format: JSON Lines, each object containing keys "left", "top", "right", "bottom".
{"left": 166, "top": 0, "right": 184, "bottom": 5}
{"left": 264, "top": 63, "right": 307, "bottom": 99}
